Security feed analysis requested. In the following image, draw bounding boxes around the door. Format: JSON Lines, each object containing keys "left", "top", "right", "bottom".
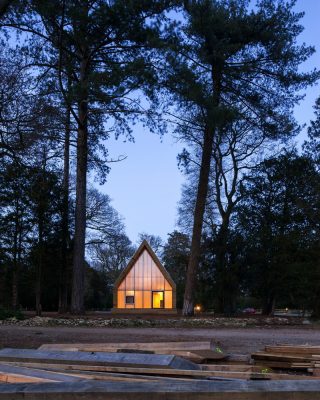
{"left": 152, "top": 291, "right": 164, "bottom": 309}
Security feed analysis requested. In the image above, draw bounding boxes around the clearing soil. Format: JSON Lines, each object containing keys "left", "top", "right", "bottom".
{"left": 1, "top": 325, "right": 319, "bottom": 355}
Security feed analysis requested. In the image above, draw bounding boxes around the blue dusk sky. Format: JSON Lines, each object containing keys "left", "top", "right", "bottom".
{"left": 98, "top": 0, "right": 320, "bottom": 244}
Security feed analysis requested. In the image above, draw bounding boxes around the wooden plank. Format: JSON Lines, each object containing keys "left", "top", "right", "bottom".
{"left": 252, "top": 352, "right": 313, "bottom": 363}
{"left": 39, "top": 343, "right": 227, "bottom": 361}
{"left": 292, "top": 363, "right": 314, "bottom": 368}
{"left": 42, "top": 370, "right": 222, "bottom": 382}
{"left": 0, "top": 362, "right": 246, "bottom": 379}
{"left": 38, "top": 370, "right": 199, "bottom": 383}
{"left": 0, "top": 363, "right": 215, "bottom": 383}
{"left": 201, "top": 364, "right": 283, "bottom": 373}
{"left": 116, "top": 350, "right": 206, "bottom": 363}
{"left": 0, "top": 372, "right": 55, "bottom": 384}
{"left": 0, "top": 364, "right": 83, "bottom": 383}
{"left": 183, "top": 350, "right": 227, "bottom": 361}
{"left": 225, "top": 354, "right": 251, "bottom": 363}
{"left": 313, "top": 368, "right": 320, "bottom": 377}
{"left": 2, "top": 361, "right": 316, "bottom": 381}
{"left": 0, "top": 348, "right": 200, "bottom": 371}
{"left": 266, "top": 346, "right": 320, "bottom": 355}
{"left": 2, "top": 379, "right": 320, "bottom": 399}
{"left": 201, "top": 364, "right": 259, "bottom": 372}
{"left": 39, "top": 341, "right": 214, "bottom": 352}
{"left": 253, "top": 361, "right": 312, "bottom": 370}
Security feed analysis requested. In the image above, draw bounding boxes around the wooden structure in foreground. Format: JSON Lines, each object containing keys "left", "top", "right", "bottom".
{"left": 112, "top": 240, "right": 177, "bottom": 313}
{"left": 1, "top": 343, "right": 320, "bottom": 398}
{"left": 2, "top": 380, "right": 320, "bottom": 399}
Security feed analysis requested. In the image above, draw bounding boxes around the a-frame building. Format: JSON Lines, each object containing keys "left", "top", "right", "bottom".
{"left": 112, "top": 240, "right": 177, "bottom": 313}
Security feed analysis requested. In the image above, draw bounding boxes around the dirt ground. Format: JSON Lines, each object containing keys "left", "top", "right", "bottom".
{"left": 1, "top": 325, "right": 320, "bottom": 355}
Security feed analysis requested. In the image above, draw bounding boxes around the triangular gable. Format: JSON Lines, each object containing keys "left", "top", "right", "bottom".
{"left": 114, "top": 240, "right": 176, "bottom": 290}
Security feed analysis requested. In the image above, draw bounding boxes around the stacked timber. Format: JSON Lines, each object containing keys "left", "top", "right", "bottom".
{"left": 39, "top": 341, "right": 227, "bottom": 363}
{"left": 252, "top": 345, "right": 320, "bottom": 376}
{"left": 1, "top": 341, "right": 320, "bottom": 388}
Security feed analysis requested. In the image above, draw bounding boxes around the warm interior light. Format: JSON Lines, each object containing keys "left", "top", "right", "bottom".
{"left": 117, "top": 249, "right": 173, "bottom": 309}
{"left": 195, "top": 305, "right": 201, "bottom": 311}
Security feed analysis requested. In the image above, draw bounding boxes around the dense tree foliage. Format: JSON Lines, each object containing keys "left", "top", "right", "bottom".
{"left": 158, "top": 0, "right": 317, "bottom": 315}
{"left": 0, "top": 0, "right": 319, "bottom": 317}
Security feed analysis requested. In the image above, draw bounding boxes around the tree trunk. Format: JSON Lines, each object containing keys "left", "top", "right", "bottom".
{"left": 12, "top": 208, "right": 19, "bottom": 310}
{"left": 182, "top": 127, "right": 215, "bottom": 316}
{"left": 262, "top": 294, "right": 276, "bottom": 316}
{"left": 215, "top": 225, "right": 229, "bottom": 314}
{"left": 214, "top": 219, "right": 237, "bottom": 315}
{"left": 59, "top": 103, "right": 71, "bottom": 314}
{"left": 312, "top": 271, "right": 320, "bottom": 319}
{"left": 35, "top": 220, "right": 43, "bottom": 316}
{"left": 182, "top": 63, "right": 222, "bottom": 316}
{"left": 12, "top": 270, "right": 18, "bottom": 310}
{"left": 71, "top": 52, "right": 88, "bottom": 315}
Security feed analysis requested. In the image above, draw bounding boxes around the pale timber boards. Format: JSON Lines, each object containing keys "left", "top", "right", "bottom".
{"left": 38, "top": 342, "right": 226, "bottom": 362}
{"left": 2, "top": 380, "right": 320, "bottom": 399}
{"left": 0, "top": 348, "right": 200, "bottom": 370}
{"left": 1, "top": 361, "right": 318, "bottom": 381}
{"left": 39, "top": 341, "right": 215, "bottom": 351}
{"left": 0, "top": 364, "right": 83, "bottom": 383}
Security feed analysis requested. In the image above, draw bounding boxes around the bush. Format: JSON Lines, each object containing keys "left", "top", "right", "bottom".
{"left": 0, "top": 308, "right": 24, "bottom": 320}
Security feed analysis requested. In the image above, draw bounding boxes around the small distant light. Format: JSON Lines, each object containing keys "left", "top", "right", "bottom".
{"left": 285, "top": 308, "right": 289, "bottom": 312}
{"left": 195, "top": 305, "right": 201, "bottom": 312}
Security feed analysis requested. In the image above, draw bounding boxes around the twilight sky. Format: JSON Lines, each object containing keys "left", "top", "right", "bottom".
{"left": 98, "top": 0, "right": 320, "bottom": 244}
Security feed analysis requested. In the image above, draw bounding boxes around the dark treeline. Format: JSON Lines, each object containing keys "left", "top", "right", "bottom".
{"left": 0, "top": 0, "right": 319, "bottom": 317}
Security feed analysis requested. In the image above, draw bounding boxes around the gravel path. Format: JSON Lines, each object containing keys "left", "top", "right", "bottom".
{"left": 1, "top": 325, "right": 319, "bottom": 354}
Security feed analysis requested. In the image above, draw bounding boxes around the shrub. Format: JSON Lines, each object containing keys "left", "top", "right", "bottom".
{"left": 0, "top": 308, "right": 24, "bottom": 320}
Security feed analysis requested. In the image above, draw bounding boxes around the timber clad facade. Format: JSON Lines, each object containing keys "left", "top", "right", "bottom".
{"left": 112, "top": 240, "right": 177, "bottom": 314}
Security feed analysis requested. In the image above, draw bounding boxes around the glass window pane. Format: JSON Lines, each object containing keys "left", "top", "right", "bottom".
{"left": 135, "top": 290, "right": 143, "bottom": 308}
{"left": 125, "top": 273, "right": 134, "bottom": 290}
{"left": 152, "top": 291, "right": 164, "bottom": 308}
{"left": 164, "top": 291, "right": 172, "bottom": 309}
{"left": 143, "top": 276, "right": 152, "bottom": 290}
{"left": 135, "top": 277, "right": 143, "bottom": 290}
{"left": 164, "top": 279, "right": 172, "bottom": 290}
{"left": 117, "top": 290, "right": 125, "bottom": 308}
{"left": 125, "top": 295, "right": 134, "bottom": 304}
{"left": 152, "top": 276, "right": 165, "bottom": 291}
{"left": 143, "top": 291, "right": 151, "bottom": 308}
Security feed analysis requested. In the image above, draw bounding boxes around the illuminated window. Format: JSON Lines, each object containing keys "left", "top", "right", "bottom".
{"left": 125, "top": 290, "right": 135, "bottom": 304}
{"left": 152, "top": 291, "right": 164, "bottom": 308}
{"left": 125, "top": 295, "right": 134, "bottom": 304}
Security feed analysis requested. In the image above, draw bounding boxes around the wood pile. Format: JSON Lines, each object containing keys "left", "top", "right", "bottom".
{"left": 0, "top": 341, "right": 320, "bottom": 385}
{"left": 252, "top": 345, "right": 320, "bottom": 376}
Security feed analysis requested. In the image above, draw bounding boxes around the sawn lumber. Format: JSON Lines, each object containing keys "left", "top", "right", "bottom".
{"left": 0, "top": 348, "right": 200, "bottom": 371}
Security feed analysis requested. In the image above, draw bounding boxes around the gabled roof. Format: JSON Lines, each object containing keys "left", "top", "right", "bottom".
{"left": 114, "top": 240, "right": 176, "bottom": 290}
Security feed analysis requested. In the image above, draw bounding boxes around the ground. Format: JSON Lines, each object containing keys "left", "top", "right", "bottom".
{"left": 1, "top": 325, "right": 320, "bottom": 355}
